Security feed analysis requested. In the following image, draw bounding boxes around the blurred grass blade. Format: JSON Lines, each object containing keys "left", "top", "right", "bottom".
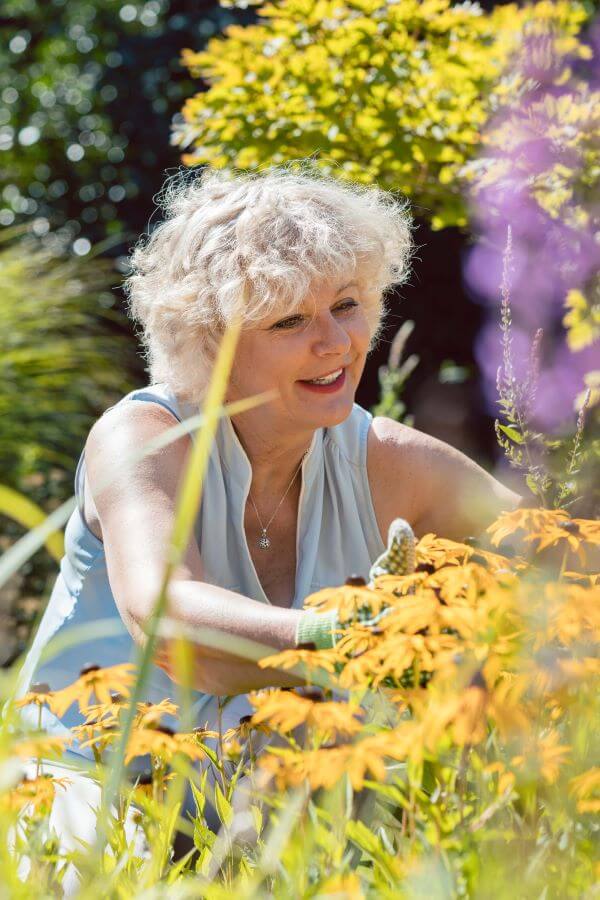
{"left": 0, "top": 496, "right": 76, "bottom": 588}
{"left": 97, "top": 318, "right": 244, "bottom": 844}
{"left": 0, "top": 484, "right": 64, "bottom": 562}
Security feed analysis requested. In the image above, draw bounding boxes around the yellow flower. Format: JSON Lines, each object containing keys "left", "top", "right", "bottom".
{"left": 569, "top": 767, "right": 600, "bottom": 814}
{"left": 222, "top": 712, "right": 270, "bottom": 745}
{"left": 259, "top": 728, "right": 415, "bottom": 791}
{"left": 74, "top": 724, "right": 119, "bottom": 755}
{"left": 134, "top": 699, "right": 179, "bottom": 729}
{"left": 544, "top": 582, "right": 600, "bottom": 645}
{"left": 259, "top": 647, "right": 340, "bottom": 674}
{"left": 303, "top": 583, "right": 396, "bottom": 623}
{"left": 484, "top": 761, "right": 517, "bottom": 796}
{"left": 11, "top": 734, "right": 73, "bottom": 759}
{"left": 339, "top": 632, "right": 458, "bottom": 691}
{"left": 487, "top": 509, "right": 599, "bottom": 566}
{"left": 449, "top": 681, "right": 489, "bottom": 746}
{"left": 49, "top": 663, "right": 137, "bottom": 717}
{"left": 2, "top": 773, "right": 71, "bottom": 815}
{"left": 79, "top": 691, "right": 129, "bottom": 726}
{"left": 510, "top": 730, "right": 571, "bottom": 785}
{"left": 130, "top": 770, "right": 176, "bottom": 802}
{"left": 316, "top": 873, "right": 365, "bottom": 898}
{"left": 123, "top": 725, "right": 212, "bottom": 765}
{"left": 78, "top": 697, "right": 182, "bottom": 733}
{"left": 536, "top": 731, "right": 571, "bottom": 784}
{"left": 249, "top": 689, "right": 364, "bottom": 740}
{"left": 15, "top": 682, "right": 56, "bottom": 711}
{"left": 416, "top": 533, "right": 518, "bottom": 571}
{"left": 220, "top": 736, "right": 243, "bottom": 759}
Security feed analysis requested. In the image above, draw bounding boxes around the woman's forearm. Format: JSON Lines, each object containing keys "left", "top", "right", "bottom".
{"left": 133, "top": 579, "right": 307, "bottom": 695}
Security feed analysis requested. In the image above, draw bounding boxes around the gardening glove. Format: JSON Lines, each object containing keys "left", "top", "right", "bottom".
{"left": 295, "top": 518, "right": 416, "bottom": 650}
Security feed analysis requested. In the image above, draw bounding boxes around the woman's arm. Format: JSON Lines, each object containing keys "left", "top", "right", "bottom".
{"left": 368, "top": 417, "right": 523, "bottom": 543}
{"left": 85, "top": 402, "right": 306, "bottom": 697}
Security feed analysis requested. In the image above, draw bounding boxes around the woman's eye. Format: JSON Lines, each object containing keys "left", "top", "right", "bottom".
{"left": 270, "top": 300, "right": 357, "bottom": 331}
{"left": 271, "top": 316, "right": 303, "bottom": 330}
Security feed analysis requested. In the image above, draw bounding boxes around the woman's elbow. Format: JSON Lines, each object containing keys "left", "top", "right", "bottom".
{"left": 153, "top": 641, "right": 234, "bottom": 696}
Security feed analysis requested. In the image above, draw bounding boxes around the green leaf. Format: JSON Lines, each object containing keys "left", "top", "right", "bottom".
{"left": 525, "top": 474, "right": 542, "bottom": 497}
{"left": 190, "top": 768, "right": 209, "bottom": 817}
{"left": 251, "top": 804, "right": 263, "bottom": 836}
{"left": 214, "top": 781, "right": 234, "bottom": 828}
{"left": 498, "top": 423, "right": 524, "bottom": 444}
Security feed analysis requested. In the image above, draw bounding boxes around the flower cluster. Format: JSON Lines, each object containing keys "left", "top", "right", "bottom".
{"left": 5, "top": 507, "right": 598, "bottom": 894}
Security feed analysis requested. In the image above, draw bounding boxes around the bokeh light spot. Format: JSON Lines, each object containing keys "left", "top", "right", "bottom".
{"left": 73, "top": 237, "right": 91, "bottom": 256}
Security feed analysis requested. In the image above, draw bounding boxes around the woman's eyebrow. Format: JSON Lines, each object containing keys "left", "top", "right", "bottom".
{"left": 336, "top": 281, "right": 358, "bottom": 294}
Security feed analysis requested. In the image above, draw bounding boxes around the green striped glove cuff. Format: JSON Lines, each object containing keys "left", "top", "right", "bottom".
{"left": 295, "top": 609, "right": 340, "bottom": 650}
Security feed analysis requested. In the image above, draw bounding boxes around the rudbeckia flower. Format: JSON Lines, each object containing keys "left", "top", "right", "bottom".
{"left": 249, "top": 689, "right": 364, "bottom": 739}
{"left": 2, "top": 773, "right": 71, "bottom": 815}
{"left": 49, "top": 663, "right": 137, "bottom": 717}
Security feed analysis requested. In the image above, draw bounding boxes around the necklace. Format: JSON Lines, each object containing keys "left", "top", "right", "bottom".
{"left": 248, "top": 451, "right": 308, "bottom": 550}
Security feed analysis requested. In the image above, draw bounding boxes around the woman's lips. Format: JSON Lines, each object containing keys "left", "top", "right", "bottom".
{"left": 297, "top": 368, "right": 347, "bottom": 394}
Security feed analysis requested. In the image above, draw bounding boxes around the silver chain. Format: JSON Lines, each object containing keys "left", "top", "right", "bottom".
{"left": 248, "top": 452, "right": 307, "bottom": 550}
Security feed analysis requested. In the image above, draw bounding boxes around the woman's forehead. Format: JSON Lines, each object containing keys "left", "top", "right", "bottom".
{"left": 282, "top": 276, "right": 360, "bottom": 309}
{"left": 244, "top": 274, "right": 361, "bottom": 329}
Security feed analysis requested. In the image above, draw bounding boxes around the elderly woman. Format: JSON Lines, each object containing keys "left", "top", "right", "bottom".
{"left": 17, "top": 165, "right": 521, "bottom": 857}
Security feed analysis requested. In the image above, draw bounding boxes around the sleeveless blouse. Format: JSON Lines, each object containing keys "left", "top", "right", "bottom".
{"left": 16, "top": 384, "right": 386, "bottom": 754}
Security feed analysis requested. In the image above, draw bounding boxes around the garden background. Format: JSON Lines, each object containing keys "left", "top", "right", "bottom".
{"left": 0, "top": 0, "right": 599, "bottom": 894}
{"left": 2, "top": 0, "right": 596, "bottom": 666}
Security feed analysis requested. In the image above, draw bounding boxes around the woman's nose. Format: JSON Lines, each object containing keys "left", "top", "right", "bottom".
{"left": 312, "top": 315, "right": 352, "bottom": 356}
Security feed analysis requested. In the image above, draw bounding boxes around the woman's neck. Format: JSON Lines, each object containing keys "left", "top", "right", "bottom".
{"left": 230, "top": 415, "right": 315, "bottom": 501}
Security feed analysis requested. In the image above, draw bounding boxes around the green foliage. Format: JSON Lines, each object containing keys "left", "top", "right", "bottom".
{"left": 371, "top": 320, "right": 418, "bottom": 427}
{"left": 494, "top": 228, "right": 599, "bottom": 516}
{"left": 0, "top": 227, "right": 137, "bottom": 491}
{"left": 176, "top": 0, "right": 591, "bottom": 230}
{"left": 0, "top": 0, "right": 237, "bottom": 250}
{"left": 0, "top": 227, "right": 138, "bottom": 659}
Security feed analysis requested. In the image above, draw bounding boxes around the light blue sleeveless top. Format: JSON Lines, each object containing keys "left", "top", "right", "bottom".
{"left": 17, "top": 384, "right": 386, "bottom": 754}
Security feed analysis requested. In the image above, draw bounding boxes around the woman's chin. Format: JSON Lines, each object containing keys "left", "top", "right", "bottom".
{"left": 294, "top": 387, "right": 355, "bottom": 427}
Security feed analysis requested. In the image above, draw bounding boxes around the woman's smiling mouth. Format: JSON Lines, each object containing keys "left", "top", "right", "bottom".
{"left": 297, "top": 367, "right": 347, "bottom": 393}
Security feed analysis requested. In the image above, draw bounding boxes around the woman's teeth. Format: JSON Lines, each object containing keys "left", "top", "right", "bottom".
{"left": 307, "top": 368, "right": 343, "bottom": 385}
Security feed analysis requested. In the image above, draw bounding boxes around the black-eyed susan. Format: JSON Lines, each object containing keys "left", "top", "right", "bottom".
{"left": 222, "top": 712, "right": 270, "bottom": 746}
{"left": 134, "top": 699, "right": 179, "bottom": 729}
{"left": 49, "top": 663, "right": 137, "bottom": 717}
{"left": 569, "top": 767, "right": 600, "bottom": 814}
{"left": 11, "top": 733, "right": 73, "bottom": 760}
{"left": 416, "top": 533, "right": 519, "bottom": 571}
{"left": 259, "top": 727, "right": 416, "bottom": 792}
{"left": 487, "top": 509, "right": 600, "bottom": 567}
{"left": 123, "top": 725, "right": 213, "bottom": 765}
{"left": 15, "top": 682, "right": 55, "bottom": 712}
{"left": 249, "top": 689, "right": 364, "bottom": 740}
{"left": 258, "top": 647, "right": 340, "bottom": 674}
{"left": 2, "top": 773, "right": 71, "bottom": 815}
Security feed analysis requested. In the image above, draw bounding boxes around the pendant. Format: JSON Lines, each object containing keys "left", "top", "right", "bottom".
{"left": 258, "top": 530, "right": 271, "bottom": 550}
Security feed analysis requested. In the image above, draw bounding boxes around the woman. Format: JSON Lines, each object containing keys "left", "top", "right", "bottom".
{"left": 16, "top": 164, "right": 521, "bottom": 850}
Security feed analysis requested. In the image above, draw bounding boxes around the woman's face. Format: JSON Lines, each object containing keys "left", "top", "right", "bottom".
{"left": 227, "top": 276, "right": 372, "bottom": 431}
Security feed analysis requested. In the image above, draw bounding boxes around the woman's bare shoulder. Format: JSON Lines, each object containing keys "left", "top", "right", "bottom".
{"left": 366, "top": 416, "right": 439, "bottom": 540}
{"left": 86, "top": 398, "right": 186, "bottom": 461}
{"left": 84, "top": 398, "right": 197, "bottom": 503}
{"left": 83, "top": 397, "right": 203, "bottom": 621}
{"left": 367, "top": 415, "right": 522, "bottom": 541}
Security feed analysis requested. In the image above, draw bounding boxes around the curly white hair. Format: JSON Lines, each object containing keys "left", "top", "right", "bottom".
{"left": 124, "top": 162, "right": 414, "bottom": 403}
